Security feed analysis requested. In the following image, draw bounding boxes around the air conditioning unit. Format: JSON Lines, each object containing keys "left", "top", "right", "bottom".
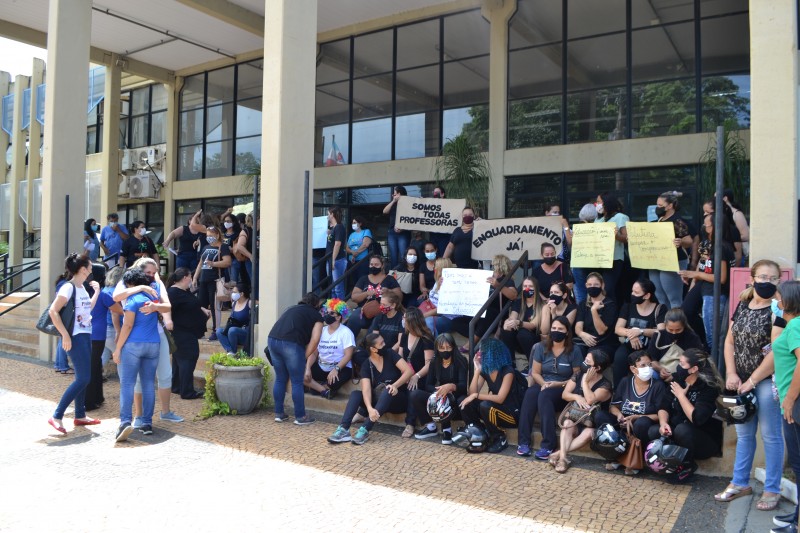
{"left": 128, "top": 171, "right": 157, "bottom": 199}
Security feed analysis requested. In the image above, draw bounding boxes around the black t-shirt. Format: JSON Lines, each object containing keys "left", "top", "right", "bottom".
{"left": 612, "top": 376, "right": 667, "bottom": 416}
{"left": 354, "top": 274, "right": 400, "bottom": 304}
{"left": 658, "top": 214, "right": 696, "bottom": 262}
{"left": 398, "top": 332, "right": 434, "bottom": 376}
{"left": 222, "top": 230, "right": 237, "bottom": 248}
{"left": 268, "top": 303, "right": 323, "bottom": 346}
{"left": 697, "top": 240, "right": 736, "bottom": 297}
{"left": 361, "top": 349, "right": 403, "bottom": 385}
{"left": 511, "top": 299, "right": 538, "bottom": 323}
{"left": 198, "top": 244, "right": 231, "bottom": 282}
{"left": 533, "top": 263, "right": 574, "bottom": 298}
{"left": 647, "top": 328, "right": 705, "bottom": 362}
{"left": 449, "top": 227, "right": 479, "bottom": 269}
{"left": 618, "top": 303, "right": 666, "bottom": 348}
{"left": 552, "top": 302, "right": 578, "bottom": 321}
{"left": 389, "top": 202, "right": 398, "bottom": 230}
{"left": 178, "top": 225, "right": 201, "bottom": 254}
{"left": 421, "top": 260, "right": 436, "bottom": 290}
{"left": 121, "top": 235, "right": 157, "bottom": 268}
{"left": 572, "top": 371, "right": 612, "bottom": 398}
{"left": 370, "top": 312, "right": 404, "bottom": 350}
{"left": 482, "top": 364, "right": 521, "bottom": 410}
{"left": 663, "top": 375, "right": 720, "bottom": 428}
{"left": 167, "top": 286, "right": 207, "bottom": 338}
{"left": 427, "top": 357, "right": 468, "bottom": 396}
{"left": 326, "top": 223, "right": 346, "bottom": 260}
{"left": 576, "top": 298, "right": 617, "bottom": 345}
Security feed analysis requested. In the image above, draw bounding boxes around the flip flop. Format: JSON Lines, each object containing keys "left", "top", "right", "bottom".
{"left": 714, "top": 484, "right": 752, "bottom": 502}
{"left": 59, "top": 368, "right": 75, "bottom": 375}
{"left": 756, "top": 492, "right": 781, "bottom": 511}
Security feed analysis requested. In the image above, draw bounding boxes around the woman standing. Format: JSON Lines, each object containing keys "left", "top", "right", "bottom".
{"left": 326, "top": 206, "right": 347, "bottom": 299}
{"left": 650, "top": 191, "right": 695, "bottom": 309}
{"left": 532, "top": 243, "right": 573, "bottom": 299}
{"left": 193, "top": 225, "right": 232, "bottom": 341}
{"left": 85, "top": 266, "right": 123, "bottom": 411}
{"left": 221, "top": 212, "right": 242, "bottom": 283}
{"left": 443, "top": 206, "right": 479, "bottom": 269}
{"left": 346, "top": 215, "right": 373, "bottom": 284}
{"left": 715, "top": 260, "right": 784, "bottom": 510}
{"left": 47, "top": 254, "right": 101, "bottom": 434}
{"left": 574, "top": 272, "right": 618, "bottom": 357}
{"left": 167, "top": 268, "right": 210, "bottom": 399}
{"left": 215, "top": 283, "right": 252, "bottom": 355}
{"left": 163, "top": 209, "right": 206, "bottom": 271}
{"left": 500, "top": 277, "right": 544, "bottom": 359}
{"left": 305, "top": 298, "right": 356, "bottom": 399}
{"left": 393, "top": 246, "right": 422, "bottom": 307}
{"left": 612, "top": 279, "right": 665, "bottom": 386}
{"left": 83, "top": 219, "right": 102, "bottom": 261}
{"left": 396, "top": 307, "right": 435, "bottom": 438}
{"left": 594, "top": 193, "right": 629, "bottom": 299}
{"left": 267, "top": 293, "right": 324, "bottom": 426}
{"left": 383, "top": 185, "right": 410, "bottom": 267}
{"left": 345, "top": 254, "right": 401, "bottom": 338}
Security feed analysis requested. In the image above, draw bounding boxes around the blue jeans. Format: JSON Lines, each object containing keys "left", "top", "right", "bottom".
{"left": 731, "top": 379, "right": 784, "bottom": 492}
{"left": 176, "top": 252, "right": 198, "bottom": 272}
{"left": 54, "top": 338, "right": 70, "bottom": 371}
{"left": 571, "top": 266, "right": 587, "bottom": 304}
{"left": 783, "top": 419, "right": 800, "bottom": 522}
{"left": 702, "top": 294, "right": 728, "bottom": 355}
{"left": 119, "top": 341, "right": 160, "bottom": 425}
{"left": 53, "top": 333, "right": 92, "bottom": 419}
{"left": 268, "top": 337, "right": 307, "bottom": 419}
{"left": 327, "top": 258, "right": 348, "bottom": 299}
{"left": 387, "top": 230, "right": 410, "bottom": 269}
{"left": 425, "top": 316, "right": 453, "bottom": 336}
{"left": 650, "top": 259, "right": 688, "bottom": 309}
{"left": 216, "top": 326, "right": 249, "bottom": 354}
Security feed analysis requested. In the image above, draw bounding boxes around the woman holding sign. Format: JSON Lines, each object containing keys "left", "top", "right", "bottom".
{"left": 574, "top": 272, "right": 618, "bottom": 357}
{"left": 650, "top": 191, "right": 696, "bottom": 309}
{"left": 443, "top": 206, "right": 480, "bottom": 269}
{"left": 594, "top": 193, "right": 629, "bottom": 300}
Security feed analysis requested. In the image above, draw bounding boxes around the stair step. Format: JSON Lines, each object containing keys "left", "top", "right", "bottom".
{"left": 0, "top": 337, "right": 40, "bottom": 357}
{"left": 0, "top": 292, "right": 39, "bottom": 305}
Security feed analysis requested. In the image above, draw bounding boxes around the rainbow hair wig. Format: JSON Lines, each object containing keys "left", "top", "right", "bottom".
{"left": 323, "top": 298, "right": 350, "bottom": 321}
{"left": 479, "top": 338, "right": 512, "bottom": 375}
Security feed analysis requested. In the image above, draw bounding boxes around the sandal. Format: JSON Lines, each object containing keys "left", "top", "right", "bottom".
{"left": 605, "top": 462, "right": 621, "bottom": 471}
{"left": 714, "top": 484, "right": 753, "bottom": 502}
{"left": 555, "top": 458, "right": 570, "bottom": 474}
{"left": 756, "top": 492, "right": 781, "bottom": 511}
{"left": 623, "top": 468, "right": 640, "bottom": 476}
{"left": 401, "top": 425, "right": 414, "bottom": 438}
{"left": 548, "top": 454, "right": 560, "bottom": 468}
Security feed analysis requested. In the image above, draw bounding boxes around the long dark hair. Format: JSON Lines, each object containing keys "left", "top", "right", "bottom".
{"left": 55, "top": 253, "right": 92, "bottom": 286}
{"left": 84, "top": 218, "right": 97, "bottom": 239}
{"left": 404, "top": 307, "right": 432, "bottom": 342}
{"left": 545, "top": 315, "right": 574, "bottom": 352}
{"left": 599, "top": 193, "right": 622, "bottom": 219}
{"left": 222, "top": 212, "right": 242, "bottom": 237}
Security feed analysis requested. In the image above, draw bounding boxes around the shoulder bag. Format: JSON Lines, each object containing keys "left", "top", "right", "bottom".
{"left": 618, "top": 430, "right": 644, "bottom": 470}
{"left": 36, "top": 283, "right": 77, "bottom": 337}
{"left": 558, "top": 401, "right": 598, "bottom": 428}
{"left": 215, "top": 268, "right": 232, "bottom": 302}
{"left": 388, "top": 269, "right": 413, "bottom": 294}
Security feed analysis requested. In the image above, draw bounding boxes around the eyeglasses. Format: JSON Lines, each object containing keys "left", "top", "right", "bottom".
{"left": 755, "top": 275, "right": 781, "bottom": 283}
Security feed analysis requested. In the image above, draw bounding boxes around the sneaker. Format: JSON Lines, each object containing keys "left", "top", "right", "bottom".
{"left": 327, "top": 426, "right": 352, "bottom": 443}
{"left": 208, "top": 332, "right": 218, "bottom": 341}
{"left": 320, "top": 389, "right": 331, "bottom": 400}
{"left": 294, "top": 415, "right": 316, "bottom": 426}
{"left": 414, "top": 427, "right": 438, "bottom": 440}
{"left": 774, "top": 513, "right": 797, "bottom": 528}
{"left": 115, "top": 423, "right": 133, "bottom": 443}
{"left": 534, "top": 447, "right": 553, "bottom": 461}
{"left": 516, "top": 444, "right": 532, "bottom": 457}
{"left": 772, "top": 524, "right": 798, "bottom": 533}
{"left": 159, "top": 411, "right": 184, "bottom": 423}
{"left": 274, "top": 413, "right": 289, "bottom": 423}
{"left": 352, "top": 426, "right": 370, "bottom": 445}
{"left": 139, "top": 425, "right": 153, "bottom": 435}
{"left": 131, "top": 417, "right": 145, "bottom": 429}
{"left": 441, "top": 431, "right": 453, "bottom": 445}
{"left": 487, "top": 435, "right": 508, "bottom": 454}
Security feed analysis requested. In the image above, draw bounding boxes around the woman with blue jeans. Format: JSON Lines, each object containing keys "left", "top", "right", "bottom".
{"left": 268, "top": 292, "right": 324, "bottom": 425}
{"left": 326, "top": 206, "right": 347, "bottom": 299}
{"left": 47, "top": 254, "right": 101, "bottom": 434}
{"left": 649, "top": 191, "right": 695, "bottom": 309}
{"left": 112, "top": 268, "right": 162, "bottom": 442}
{"left": 715, "top": 260, "right": 784, "bottom": 511}
{"left": 216, "top": 283, "right": 251, "bottom": 354}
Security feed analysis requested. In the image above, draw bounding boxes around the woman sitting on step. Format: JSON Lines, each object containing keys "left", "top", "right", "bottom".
{"left": 304, "top": 298, "right": 355, "bottom": 399}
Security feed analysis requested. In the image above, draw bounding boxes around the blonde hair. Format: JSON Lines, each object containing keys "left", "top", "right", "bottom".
{"left": 739, "top": 259, "right": 781, "bottom": 302}
{"left": 132, "top": 257, "right": 158, "bottom": 270}
{"left": 491, "top": 254, "right": 513, "bottom": 277}
{"left": 433, "top": 258, "right": 454, "bottom": 290}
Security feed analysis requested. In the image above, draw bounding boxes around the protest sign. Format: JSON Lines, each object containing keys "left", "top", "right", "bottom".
{"left": 436, "top": 268, "right": 490, "bottom": 317}
{"left": 570, "top": 222, "right": 616, "bottom": 268}
{"left": 395, "top": 196, "right": 465, "bottom": 233}
{"left": 471, "top": 216, "right": 563, "bottom": 261}
{"left": 312, "top": 216, "right": 328, "bottom": 249}
{"left": 627, "top": 222, "right": 679, "bottom": 271}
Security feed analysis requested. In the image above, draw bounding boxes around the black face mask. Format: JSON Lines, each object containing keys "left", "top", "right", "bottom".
{"left": 377, "top": 346, "right": 388, "bottom": 356}
{"left": 439, "top": 349, "right": 453, "bottom": 360}
{"left": 323, "top": 315, "right": 337, "bottom": 325}
{"left": 369, "top": 267, "right": 382, "bottom": 275}
{"left": 580, "top": 361, "right": 590, "bottom": 372}
{"left": 655, "top": 206, "right": 667, "bottom": 217}
{"left": 673, "top": 366, "right": 691, "bottom": 382}
{"left": 550, "top": 331, "right": 567, "bottom": 343}
{"left": 542, "top": 257, "right": 557, "bottom": 266}
{"left": 754, "top": 282, "right": 778, "bottom": 300}
{"left": 549, "top": 294, "right": 563, "bottom": 305}
{"left": 523, "top": 289, "right": 536, "bottom": 298}
{"left": 587, "top": 286, "right": 602, "bottom": 298}
{"left": 630, "top": 295, "right": 645, "bottom": 305}
{"left": 145, "top": 275, "right": 155, "bottom": 285}
{"left": 660, "top": 331, "right": 680, "bottom": 345}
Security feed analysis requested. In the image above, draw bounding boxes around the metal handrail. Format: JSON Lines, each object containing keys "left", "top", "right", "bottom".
{"left": 315, "top": 255, "right": 369, "bottom": 299}
{"left": 312, "top": 251, "right": 333, "bottom": 269}
{"left": 0, "top": 259, "right": 40, "bottom": 315}
{"left": 467, "top": 250, "right": 529, "bottom": 381}
{"left": 102, "top": 251, "right": 120, "bottom": 264}
{"left": 0, "top": 260, "right": 40, "bottom": 288}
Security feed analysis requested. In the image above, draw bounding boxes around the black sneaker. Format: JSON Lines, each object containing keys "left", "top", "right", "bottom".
{"left": 414, "top": 427, "right": 438, "bottom": 440}
{"left": 115, "top": 423, "right": 133, "bottom": 443}
{"left": 293, "top": 415, "right": 316, "bottom": 426}
{"left": 441, "top": 430, "right": 453, "bottom": 445}
{"left": 139, "top": 425, "right": 153, "bottom": 435}
{"left": 772, "top": 524, "right": 798, "bottom": 533}
{"left": 274, "top": 413, "right": 289, "bottom": 423}
{"left": 775, "top": 513, "right": 798, "bottom": 528}
{"left": 487, "top": 434, "right": 508, "bottom": 454}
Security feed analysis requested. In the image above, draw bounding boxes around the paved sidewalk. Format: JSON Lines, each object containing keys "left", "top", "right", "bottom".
{"left": 0, "top": 354, "right": 784, "bottom": 532}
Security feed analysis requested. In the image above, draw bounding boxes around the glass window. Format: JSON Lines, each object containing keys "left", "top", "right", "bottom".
{"left": 205, "top": 140, "right": 233, "bottom": 178}
{"left": 86, "top": 126, "right": 98, "bottom": 155}
{"left": 567, "top": 0, "right": 625, "bottom": 39}
{"left": 119, "top": 117, "right": 128, "bottom": 149}
{"left": 397, "top": 19, "right": 440, "bottom": 69}
{"left": 444, "top": 11, "right": 489, "bottom": 58}
{"left": 352, "top": 76, "right": 392, "bottom": 121}
{"left": 180, "top": 109, "right": 203, "bottom": 145}
{"left": 237, "top": 60, "right": 264, "bottom": 100}
{"left": 353, "top": 30, "right": 393, "bottom": 77}
{"left": 131, "top": 87, "right": 150, "bottom": 116}
{"left": 207, "top": 66, "right": 235, "bottom": 105}
{"left": 150, "top": 111, "right": 166, "bottom": 145}
{"left": 352, "top": 118, "right": 391, "bottom": 164}
{"left": 319, "top": 123, "right": 348, "bottom": 167}
{"left": 175, "top": 200, "right": 202, "bottom": 227}
{"left": 444, "top": 104, "right": 488, "bottom": 150}
{"left": 632, "top": 24, "right": 695, "bottom": 83}
{"left": 701, "top": 0, "right": 748, "bottom": 18}
{"left": 509, "top": 95, "right": 562, "bottom": 148}
{"left": 567, "top": 33, "right": 626, "bottom": 91}
{"left": 633, "top": 0, "right": 694, "bottom": 27}
{"left": 509, "top": 0, "right": 561, "bottom": 49}
{"left": 443, "top": 56, "right": 489, "bottom": 108}
{"left": 317, "top": 40, "right": 351, "bottom": 86}
{"left": 701, "top": 74, "right": 750, "bottom": 131}
{"left": 235, "top": 136, "right": 261, "bottom": 175}
{"left": 505, "top": 174, "right": 562, "bottom": 218}
{"left": 151, "top": 84, "right": 167, "bottom": 112}
{"left": 508, "top": 43, "right": 563, "bottom": 148}
{"left": 396, "top": 66, "right": 439, "bottom": 116}
{"left": 237, "top": 98, "right": 262, "bottom": 138}
{"left": 180, "top": 74, "right": 204, "bottom": 111}
{"left": 206, "top": 103, "right": 235, "bottom": 142}
{"left": 701, "top": 14, "right": 749, "bottom": 75}
{"left": 130, "top": 115, "right": 149, "bottom": 148}
{"left": 178, "top": 145, "right": 203, "bottom": 180}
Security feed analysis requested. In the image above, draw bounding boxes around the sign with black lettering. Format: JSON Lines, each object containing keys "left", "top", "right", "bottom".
{"left": 471, "top": 216, "right": 564, "bottom": 261}
{"left": 395, "top": 196, "right": 465, "bottom": 233}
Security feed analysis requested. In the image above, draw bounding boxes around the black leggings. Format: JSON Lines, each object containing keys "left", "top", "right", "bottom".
{"left": 646, "top": 420, "right": 719, "bottom": 461}
{"left": 409, "top": 388, "right": 464, "bottom": 431}
{"left": 197, "top": 279, "right": 218, "bottom": 330}
{"left": 171, "top": 330, "right": 200, "bottom": 398}
{"left": 340, "top": 387, "right": 408, "bottom": 431}
{"left": 84, "top": 340, "right": 105, "bottom": 409}
{"left": 309, "top": 361, "right": 353, "bottom": 392}
{"left": 499, "top": 327, "right": 540, "bottom": 359}
{"left": 517, "top": 384, "right": 566, "bottom": 449}
{"left": 461, "top": 399, "right": 519, "bottom": 438}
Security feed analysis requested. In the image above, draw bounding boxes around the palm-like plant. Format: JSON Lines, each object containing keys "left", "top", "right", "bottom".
{"left": 433, "top": 133, "right": 491, "bottom": 216}
{"left": 698, "top": 120, "right": 749, "bottom": 212}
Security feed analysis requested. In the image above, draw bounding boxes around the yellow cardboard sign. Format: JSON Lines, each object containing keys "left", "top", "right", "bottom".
{"left": 570, "top": 222, "right": 616, "bottom": 268}
{"left": 627, "top": 222, "right": 679, "bottom": 272}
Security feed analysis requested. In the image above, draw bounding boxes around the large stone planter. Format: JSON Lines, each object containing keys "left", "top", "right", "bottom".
{"left": 213, "top": 364, "right": 264, "bottom": 414}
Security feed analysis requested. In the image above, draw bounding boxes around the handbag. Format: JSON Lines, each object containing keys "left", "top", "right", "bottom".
{"left": 418, "top": 299, "right": 436, "bottom": 314}
{"left": 618, "top": 431, "right": 644, "bottom": 470}
{"left": 215, "top": 269, "right": 232, "bottom": 302}
{"left": 163, "top": 328, "right": 178, "bottom": 354}
{"left": 557, "top": 401, "right": 598, "bottom": 428}
{"left": 388, "top": 270, "right": 413, "bottom": 294}
{"left": 659, "top": 342, "right": 683, "bottom": 374}
{"left": 36, "top": 283, "right": 77, "bottom": 337}
{"left": 361, "top": 300, "right": 381, "bottom": 320}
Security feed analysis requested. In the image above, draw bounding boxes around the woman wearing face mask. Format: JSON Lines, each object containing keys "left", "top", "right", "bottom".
{"left": 600, "top": 350, "right": 667, "bottom": 475}
{"left": 393, "top": 246, "right": 423, "bottom": 307}
{"left": 650, "top": 348, "right": 724, "bottom": 481}
{"left": 418, "top": 242, "right": 438, "bottom": 301}
{"left": 500, "top": 277, "right": 544, "bottom": 361}
{"left": 221, "top": 213, "right": 242, "bottom": 283}
{"left": 594, "top": 193, "right": 629, "bottom": 300}
{"left": 613, "top": 279, "right": 666, "bottom": 387}
{"left": 193, "top": 226, "right": 232, "bottom": 341}
{"left": 215, "top": 283, "right": 252, "bottom": 356}
{"left": 327, "top": 333, "right": 413, "bottom": 445}
{"left": 326, "top": 207, "right": 347, "bottom": 300}
{"left": 166, "top": 268, "right": 210, "bottom": 400}
{"left": 346, "top": 215, "right": 373, "bottom": 285}
{"left": 540, "top": 282, "right": 578, "bottom": 338}
{"left": 715, "top": 260, "right": 784, "bottom": 510}
{"left": 532, "top": 243, "right": 573, "bottom": 300}
{"left": 516, "top": 316, "right": 582, "bottom": 460}
{"left": 346, "top": 255, "right": 401, "bottom": 339}
{"left": 369, "top": 292, "right": 406, "bottom": 357}
{"left": 305, "top": 298, "right": 355, "bottom": 399}
{"left": 428, "top": 185, "right": 452, "bottom": 253}
{"left": 410, "top": 333, "right": 468, "bottom": 444}
{"left": 443, "top": 206, "right": 480, "bottom": 269}
{"left": 647, "top": 308, "right": 705, "bottom": 380}
{"left": 164, "top": 210, "right": 208, "bottom": 272}
{"left": 650, "top": 191, "right": 695, "bottom": 309}
{"left": 575, "top": 272, "right": 619, "bottom": 357}
{"left": 549, "top": 349, "right": 613, "bottom": 473}
{"left": 384, "top": 185, "right": 411, "bottom": 267}
{"left": 396, "top": 307, "right": 435, "bottom": 437}
{"left": 120, "top": 220, "right": 158, "bottom": 269}
{"left": 84, "top": 218, "right": 103, "bottom": 261}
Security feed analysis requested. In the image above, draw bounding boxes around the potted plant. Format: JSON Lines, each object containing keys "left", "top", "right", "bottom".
{"left": 199, "top": 350, "right": 272, "bottom": 419}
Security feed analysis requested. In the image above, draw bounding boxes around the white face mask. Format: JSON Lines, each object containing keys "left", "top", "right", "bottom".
{"left": 207, "top": 236, "right": 217, "bottom": 244}
{"left": 352, "top": 223, "right": 359, "bottom": 231}
{"left": 231, "top": 292, "right": 241, "bottom": 301}
{"left": 637, "top": 366, "right": 654, "bottom": 381}
{"left": 110, "top": 221, "right": 117, "bottom": 228}
{"left": 138, "top": 227, "right": 147, "bottom": 236}
{"left": 224, "top": 222, "right": 234, "bottom": 229}
{"left": 406, "top": 254, "right": 417, "bottom": 264}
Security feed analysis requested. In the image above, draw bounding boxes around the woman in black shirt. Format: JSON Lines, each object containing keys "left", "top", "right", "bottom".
{"left": 532, "top": 242, "right": 573, "bottom": 299}
{"left": 500, "top": 277, "right": 544, "bottom": 359}
{"left": 327, "top": 333, "right": 414, "bottom": 445}
{"left": 166, "top": 268, "right": 210, "bottom": 399}
{"left": 575, "top": 272, "right": 618, "bottom": 357}
{"left": 326, "top": 206, "right": 347, "bottom": 300}
{"left": 192, "top": 225, "right": 232, "bottom": 340}
{"left": 411, "top": 333, "right": 468, "bottom": 444}
{"left": 396, "top": 307, "right": 435, "bottom": 437}
{"left": 418, "top": 242, "right": 438, "bottom": 301}
{"left": 539, "top": 281, "right": 578, "bottom": 337}
{"left": 444, "top": 206, "right": 479, "bottom": 269}
{"left": 346, "top": 254, "right": 402, "bottom": 338}
{"left": 612, "top": 278, "right": 666, "bottom": 386}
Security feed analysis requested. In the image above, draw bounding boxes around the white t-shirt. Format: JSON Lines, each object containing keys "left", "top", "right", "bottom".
{"left": 317, "top": 324, "right": 356, "bottom": 371}
{"left": 57, "top": 282, "right": 92, "bottom": 336}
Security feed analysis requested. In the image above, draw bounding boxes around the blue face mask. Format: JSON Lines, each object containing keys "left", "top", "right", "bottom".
{"left": 772, "top": 299, "right": 784, "bottom": 319}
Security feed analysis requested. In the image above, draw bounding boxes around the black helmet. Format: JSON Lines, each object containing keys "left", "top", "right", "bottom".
{"left": 452, "top": 425, "right": 489, "bottom": 453}
{"left": 591, "top": 423, "right": 628, "bottom": 461}
{"left": 426, "top": 393, "right": 453, "bottom": 422}
{"left": 645, "top": 437, "right": 690, "bottom": 474}
{"left": 715, "top": 391, "right": 757, "bottom": 425}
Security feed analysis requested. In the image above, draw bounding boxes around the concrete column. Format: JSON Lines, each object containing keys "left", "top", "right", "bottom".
{"left": 26, "top": 59, "right": 45, "bottom": 231}
{"left": 483, "top": 0, "right": 516, "bottom": 219}
{"left": 39, "top": 0, "right": 91, "bottom": 361}
{"left": 259, "top": 0, "right": 318, "bottom": 344}
{"left": 8, "top": 75, "right": 28, "bottom": 277}
{"left": 100, "top": 55, "right": 121, "bottom": 225}
{"left": 162, "top": 81, "right": 178, "bottom": 271}
{"left": 749, "top": 0, "right": 799, "bottom": 268}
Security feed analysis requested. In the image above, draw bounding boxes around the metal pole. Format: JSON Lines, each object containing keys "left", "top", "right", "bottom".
{"left": 249, "top": 175, "right": 259, "bottom": 358}
{"left": 65, "top": 195, "right": 70, "bottom": 256}
{"left": 712, "top": 125, "right": 724, "bottom": 370}
{"left": 302, "top": 171, "right": 310, "bottom": 295}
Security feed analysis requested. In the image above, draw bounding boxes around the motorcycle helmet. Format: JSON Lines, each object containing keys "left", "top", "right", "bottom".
{"left": 426, "top": 393, "right": 453, "bottom": 422}
{"left": 645, "top": 437, "right": 690, "bottom": 474}
{"left": 591, "top": 423, "right": 628, "bottom": 461}
{"left": 452, "top": 425, "right": 489, "bottom": 453}
{"left": 715, "top": 391, "right": 757, "bottom": 425}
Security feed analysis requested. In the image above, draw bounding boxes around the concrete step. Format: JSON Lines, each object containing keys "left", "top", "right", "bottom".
{"left": 0, "top": 292, "right": 39, "bottom": 306}
{"left": 0, "top": 337, "right": 39, "bottom": 357}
